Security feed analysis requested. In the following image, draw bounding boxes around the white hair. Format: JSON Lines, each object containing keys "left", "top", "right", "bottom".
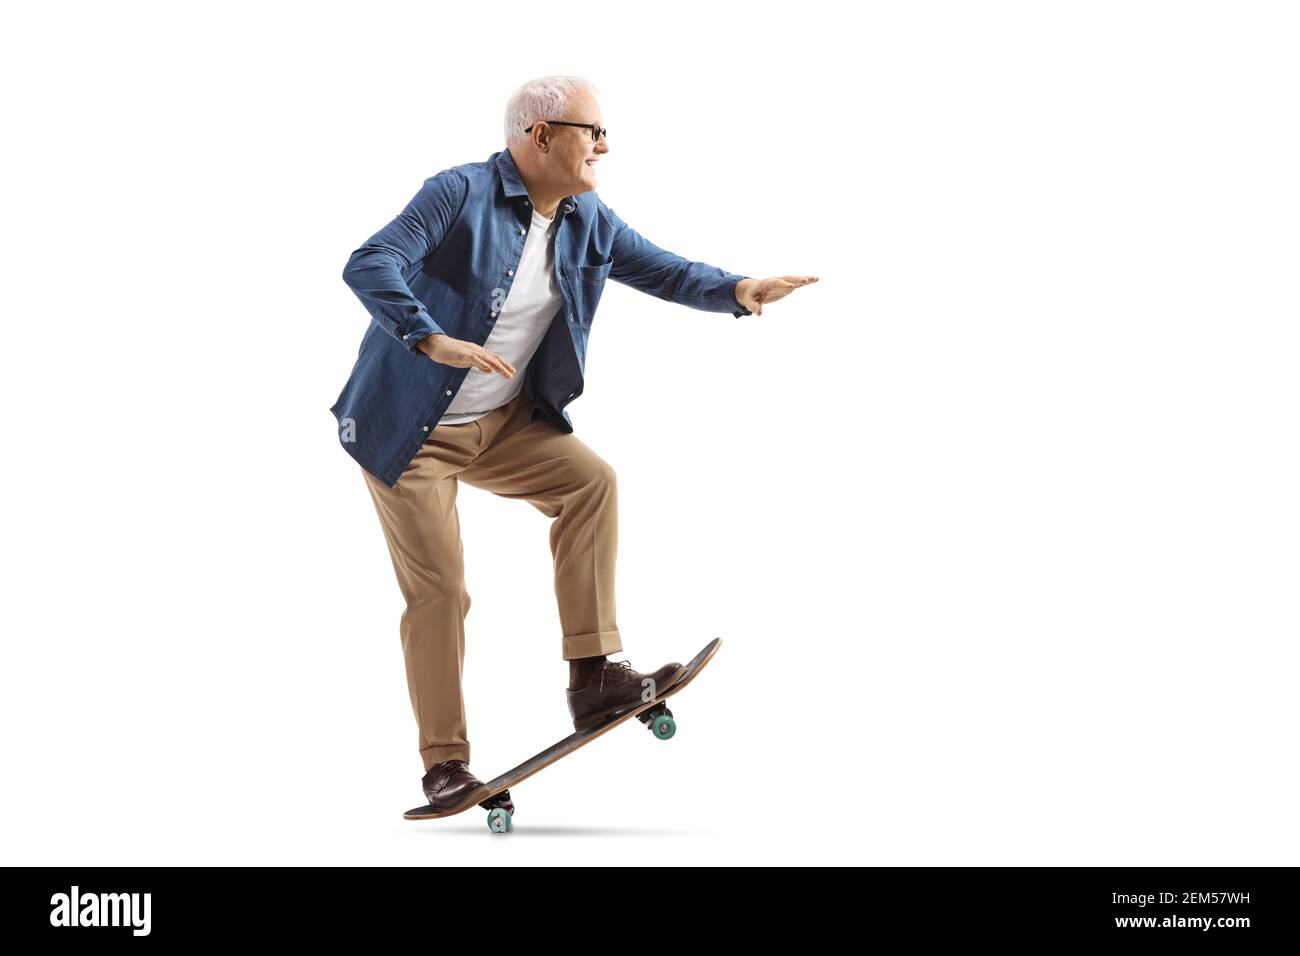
{"left": 504, "top": 75, "right": 601, "bottom": 146}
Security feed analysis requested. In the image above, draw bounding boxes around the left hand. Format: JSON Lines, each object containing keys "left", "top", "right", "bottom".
{"left": 735, "top": 275, "right": 819, "bottom": 316}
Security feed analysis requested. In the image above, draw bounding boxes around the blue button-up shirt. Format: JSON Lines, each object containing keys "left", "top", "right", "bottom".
{"left": 331, "top": 146, "right": 752, "bottom": 487}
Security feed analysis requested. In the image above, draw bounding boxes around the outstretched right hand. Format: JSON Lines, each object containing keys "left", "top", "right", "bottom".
{"left": 417, "top": 333, "right": 516, "bottom": 379}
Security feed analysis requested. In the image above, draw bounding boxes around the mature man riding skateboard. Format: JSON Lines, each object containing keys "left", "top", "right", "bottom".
{"left": 331, "top": 74, "right": 818, "bottom": 814}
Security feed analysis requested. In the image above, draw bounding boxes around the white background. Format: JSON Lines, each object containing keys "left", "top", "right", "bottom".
{"left": 2, "top": 1, "right": 1297, "bottom": 865}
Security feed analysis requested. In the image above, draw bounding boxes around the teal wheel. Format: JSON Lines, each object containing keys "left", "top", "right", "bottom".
{"left": 650, "top": 714, "right": 677, "bottom": 740}
{"left": 486, "top": 808, "right": 513, "bottom": 833}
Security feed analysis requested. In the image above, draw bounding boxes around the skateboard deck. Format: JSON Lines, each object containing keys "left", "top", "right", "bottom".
{"left": 403, "top": 637, "right": 721, "bottom": 831}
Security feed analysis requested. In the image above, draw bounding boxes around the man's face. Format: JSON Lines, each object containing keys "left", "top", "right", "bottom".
{"left": 546, "top": 90, "right": 608, "bottom": 195}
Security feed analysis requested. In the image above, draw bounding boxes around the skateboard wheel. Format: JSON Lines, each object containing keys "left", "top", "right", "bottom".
{"left": 650, "top": 714, "right": 676, "bottom": 740}
{"left": 486, "top": 808, "right": 513, "bottom": 833}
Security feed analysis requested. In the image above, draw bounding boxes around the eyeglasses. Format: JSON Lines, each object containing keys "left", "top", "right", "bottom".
{"left": 524, "top": 121, "right": 607, "bottom": 142}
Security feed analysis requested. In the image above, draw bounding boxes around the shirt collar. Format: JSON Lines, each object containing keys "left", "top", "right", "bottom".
{"left": 495, "top": 147, "right": 577, "bottom": 215}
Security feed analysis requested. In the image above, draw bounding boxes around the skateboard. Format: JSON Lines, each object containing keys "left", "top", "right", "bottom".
{"left": 403, "top": 637, "right": 721, "bottom": 832}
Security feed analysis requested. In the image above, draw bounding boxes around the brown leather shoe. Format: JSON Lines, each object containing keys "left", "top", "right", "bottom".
{"left": 566, "top": 658, "right": 686, "bottom": 731}
{"left": 421, "top": 759, "right": 491, "bottom": 812}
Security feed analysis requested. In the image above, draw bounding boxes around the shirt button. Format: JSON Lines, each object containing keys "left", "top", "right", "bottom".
{"left": 445, "top": 389, "right": 453, "bottom": 396}
{"left": 506, "top": 269, "right": 513, "bottom": 276}
{"left": 402, "top": 333, "right": 409, "bottom": 340}
{"left": 519, "top": 226, "right": 526, "bottom": 235}
{"left": 490, "top": 311, "right": 497, "bottom": 318}
{"left": 524, "top": 199, "right": 530, "bottom": 206}
{"left": 422, "top": 425, "right": 429, "bottom": 432}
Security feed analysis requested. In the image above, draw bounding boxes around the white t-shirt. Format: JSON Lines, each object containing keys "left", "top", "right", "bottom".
{"left": 436, "top": 206, "right": 563, "bottom": 426}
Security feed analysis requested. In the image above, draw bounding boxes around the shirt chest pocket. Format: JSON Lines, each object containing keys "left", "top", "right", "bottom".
{"left": 578, "top": 259, "right": 613, "bottom": 286}
{"left": 570, "top": 259, "right": 614, "bottom": 328}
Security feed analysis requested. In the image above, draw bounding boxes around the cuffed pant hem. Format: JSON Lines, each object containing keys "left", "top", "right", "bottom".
{"left": 563, "top": 629, "right": 623, "bottom": 660}
{"left": 421, "top": 743, "right": 471, "bottom": 772}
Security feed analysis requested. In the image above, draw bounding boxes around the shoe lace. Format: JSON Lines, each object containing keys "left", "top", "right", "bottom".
{"left": 428, "top": 759, "right": 466, "bottom": 790}
{"left": 599, "top": 659, "right": 634, "bottom": 693}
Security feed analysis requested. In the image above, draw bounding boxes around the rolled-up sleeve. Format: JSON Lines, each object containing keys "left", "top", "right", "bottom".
{"left": 342, "top": 169, "right": 464, "bottom": 351}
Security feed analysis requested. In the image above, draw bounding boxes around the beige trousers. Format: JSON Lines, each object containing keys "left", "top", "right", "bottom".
{"left": 361, "top": 390, "right": 623, "bottom": 772}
